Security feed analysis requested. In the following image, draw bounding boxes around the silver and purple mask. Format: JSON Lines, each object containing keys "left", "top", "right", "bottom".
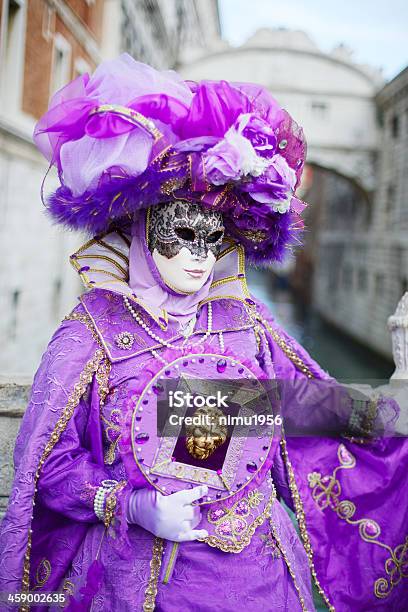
{"left": 148, "top": 201, "right": 224, "bottom": 260}
{"left": 147, "top": 201, "right": 224, "bottom": 293}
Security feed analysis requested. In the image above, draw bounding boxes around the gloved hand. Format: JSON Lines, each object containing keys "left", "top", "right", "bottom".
{"left": 126, "top": 484, "right": 209, "bottom": 542}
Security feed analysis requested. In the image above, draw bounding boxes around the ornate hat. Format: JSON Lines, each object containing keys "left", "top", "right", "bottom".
{"left": 34, "top": 53, "right": 307, "bottom": 265}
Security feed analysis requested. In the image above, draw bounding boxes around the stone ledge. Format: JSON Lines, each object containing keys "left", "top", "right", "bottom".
{"left": 0, "top": 380, "right": 31, "bottom": 518}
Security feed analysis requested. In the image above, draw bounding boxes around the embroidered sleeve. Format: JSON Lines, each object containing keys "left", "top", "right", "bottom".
{"left": 16, "top": 304, "right": 121, "bottom": 524}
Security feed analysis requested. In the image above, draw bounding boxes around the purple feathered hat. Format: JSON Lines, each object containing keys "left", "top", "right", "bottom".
{"left": 34, "top": 53, "right": 308, "bottom": 265}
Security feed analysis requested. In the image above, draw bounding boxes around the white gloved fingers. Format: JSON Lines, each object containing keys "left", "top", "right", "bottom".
{"left": 178, "top": 529, "right": 209, "bottom": 542}
{"left": 183, "top": 512, "right": 202, "bottom": 531}
{"left": 172, "top": 485, "right": 208, "bottom": 506}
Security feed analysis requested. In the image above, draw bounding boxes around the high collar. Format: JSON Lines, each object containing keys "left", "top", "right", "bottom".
{"left": 69, "top": 228, "right": 254, "bottom": 331}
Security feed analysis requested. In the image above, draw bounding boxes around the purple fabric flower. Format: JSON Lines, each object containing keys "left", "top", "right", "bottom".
{"left": 241, "top": 154, "right": 296, "bottom": 212}
{"left": 203, "top": 113, "right": 294, "bottom": 211}
{"left": 203, "top": 113, "right": 277, "bottom": 185}
{"left": 240, "top": 113, "right": 277, "bottom": 158}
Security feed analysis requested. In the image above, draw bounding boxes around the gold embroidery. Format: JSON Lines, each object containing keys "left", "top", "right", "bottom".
{"left": 200, "top": 487, "right": 276, "bottom": 553}
{"left": 20, "top": 349, "right": 107, "bottom": 610}
{"left": 63, "top": 311, "right": 101, "bottom": 344}
{"left": 308, "top": 444, "right": 408, "bottom": 599}
{"left": 375, "top": 537, "right": 408, "bottom": 598}
{"left": 101, "top": 408, "right": 121, "bottom": 464}
{"left": 269, "top": 520, "right": 307, "bottom": 611}
{"left": 61, "top": 579, "right": 75, "bottom": 602}
{"left": 280, "top": 436, "right": 335, "bottom": 611}
{"left": 104, "top": 480, "right": 127, "bottom": 528}
{"left": 160, "top": 177, "right": 186, "bottom": 195}
{"left": 235, "top": 228, "right": 268, "bottom": 243}
{"left": 32, "top": 558, "right": 51, "bottom": 591}
{"left": 258, "top": 317, "right": 314, "bottom": 379}
{"left": 143, "top": 537, "right": 164, "bottom": 612}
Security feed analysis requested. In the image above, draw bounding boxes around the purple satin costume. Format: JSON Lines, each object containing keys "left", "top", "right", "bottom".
{"left": 1, "top": 53, "right": 407, "bottom": 612}
{"left": 0, "top": 229, "right": 407, "bottom": 612}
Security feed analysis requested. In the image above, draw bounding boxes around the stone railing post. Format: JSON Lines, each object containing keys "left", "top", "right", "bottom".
{"left": 388, "top": 292, "right": 408, "bottom": 383}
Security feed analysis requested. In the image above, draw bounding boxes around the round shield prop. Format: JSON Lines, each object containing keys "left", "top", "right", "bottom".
{"left": 131, "top": 353, "right": 280, "bottom": 505}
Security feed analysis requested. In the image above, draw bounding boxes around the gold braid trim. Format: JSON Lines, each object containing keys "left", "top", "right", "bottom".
{"left": 280, "top": 437, "right": 335, "bottom": 612}
{"left": 64, "top": 310, "right": 111, "bottom": 405}
{"left": 257, "top": 315, "right": 314, "bottom": 379}
{"left": 63, "top": 310, "right": 101, "bottom": 344}
{"left": 104, "top": 480, "right": 127, "bottom": 528}
{"left": 269, "top": 520, "right": 307, "bottom": 611}
{"left": 253, "top": 311, "right": 334, "bottom": 609}
{"left": 143, "top": 537, "right": 164, "bottom": 612}
{"left": 20, "top": 349, "right": 107, "bottom": 612}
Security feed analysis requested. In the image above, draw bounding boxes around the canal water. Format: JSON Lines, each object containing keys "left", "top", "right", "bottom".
{"left": 247, "top": 268, "right": 394, "bottom": 382}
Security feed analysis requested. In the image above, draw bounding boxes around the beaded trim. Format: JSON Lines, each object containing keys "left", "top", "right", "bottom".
{"left": 142, "top": 537, "right": 164, "bottom": 612}
{"left": 254, "top": 311, "right": 335, "bottom": 609}
{"left": 280, "top": 437, "right": 335, "bottom": 611}
{"left": 257, "top": 316, "right": 314, "bottom": 379}
{"left": 269, "top": 519, "right": 307, "bottom": 611}
{"left": 93, "top": 479, "right": 119, "bottom": 521}
{"left": 124, "top": 296, "right": 213, "bottom": 350}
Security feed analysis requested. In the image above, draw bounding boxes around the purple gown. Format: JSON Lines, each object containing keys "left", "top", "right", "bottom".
{"left": 0, "top": 232, "right": 407, "bottom": 612}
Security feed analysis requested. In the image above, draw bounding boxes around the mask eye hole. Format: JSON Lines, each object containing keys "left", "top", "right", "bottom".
{"left": 175, "top": 226, "right": 196, "bottom": 242}
{"left": 207, "top": 229, "right": 224, "bottom": 244}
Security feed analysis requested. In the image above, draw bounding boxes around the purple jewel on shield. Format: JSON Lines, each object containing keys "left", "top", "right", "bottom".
{"left": 165, "top": 369, "right": 171, "bottom": 376}
{"left": 217, "top": 358, "right": 227, "bottom": 373}
{"left": 238, "top": 367, "right": 244, "bottom": 374}
{"left": 135, "top": 432, "right": 149, "bottom": 444}
{"left": 78, "top": 266, "right": 90, "bottom": 273}
{"left": 199, "top": 357, "right": 204, "bottom": 364}
{"left": 135, "top": 415, "right": 142, "bottom": 421}
{"left": 142, "top": 399, "right": 148, "bottom": 405}
{"left": 246, "top": 461, "right": 257, "bottom": 473}
{"left": 152, "top": 383, "right": 164, "bottom": 395}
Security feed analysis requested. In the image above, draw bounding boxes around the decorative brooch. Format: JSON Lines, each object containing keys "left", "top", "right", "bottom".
{"left": 114, "top": 331, "right": 135, "bottom": 350}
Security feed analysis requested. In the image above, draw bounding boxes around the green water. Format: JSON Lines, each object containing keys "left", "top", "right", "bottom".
{"left": 248, "top": 268, "right": 394, "bottom": 381}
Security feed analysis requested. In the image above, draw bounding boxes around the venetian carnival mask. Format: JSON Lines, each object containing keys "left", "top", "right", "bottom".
{"left": 147, "top": 200, "right": 224, "bottom": 293}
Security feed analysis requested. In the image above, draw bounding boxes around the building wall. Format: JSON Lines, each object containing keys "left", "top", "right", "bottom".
{"left": 0, "top": 0, "right": 104, "bottom": 377}
{"left": 312, "top": 68, "right": 408, "bottom": 358}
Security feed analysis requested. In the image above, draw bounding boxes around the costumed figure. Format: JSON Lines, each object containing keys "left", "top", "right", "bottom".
{"left": 0, "top": 54, "right": 407, "bottom": 612}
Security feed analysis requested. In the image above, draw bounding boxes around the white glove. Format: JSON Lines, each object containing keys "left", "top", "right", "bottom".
{"left": 126, "top": 484, "right": 209, "bottom": 542}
